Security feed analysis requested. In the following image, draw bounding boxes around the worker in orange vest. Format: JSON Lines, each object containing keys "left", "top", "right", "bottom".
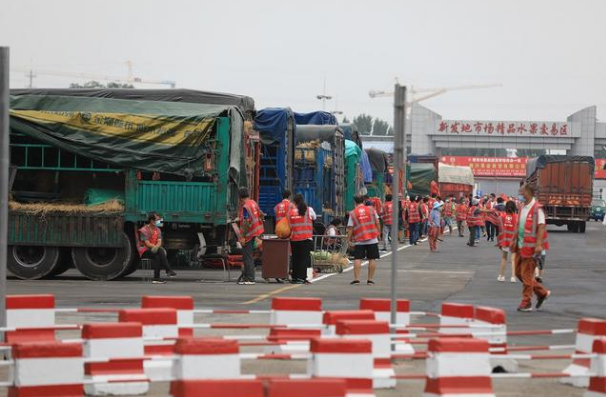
{"left": 455, "top": 197, "right": 468, "bottom": 238}
{"left": 347, "top": 195, "right": 381, "bottom": 285}
{"left": 443, "top": 197, "right": 456, "bottom": 236}
{"left": 407, "top": 196, "right": 421, "bottom": 245}
{"left": 466, "top": 198, "right": 483, "bottom": 247}
{"left": 511, "top": 184, "right": 550, "bottom": 312}
{"left": 274, "top": 190, "right": 292, "bottom": 224}
{"left": 238, "top": 188, "right": 264, "bottom": 285}
{"left": 381, "top": 194, "right": 394, "bottom": 251}
{"left": 485, "top": 193, "right": 498, "bottom": 242}
{"left": 497, "top": 200, "right": 518, "bottom": 283}
{"left": 287, "top": 193, "right": 316, "bottom": 284}
{"left": 420, "top": 197, "right": 430, "bottom": 238}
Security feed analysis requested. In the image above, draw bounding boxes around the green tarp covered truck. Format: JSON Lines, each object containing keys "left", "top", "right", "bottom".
{"left": 7, "top": 89, "right": 252, "bottom": 280}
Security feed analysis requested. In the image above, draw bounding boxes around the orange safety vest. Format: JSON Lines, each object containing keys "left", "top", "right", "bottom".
{"left": 516, "top": 202, "right": 550, "bottom": 258}
{"left": 274, "top": 199, "right": 290, "bottom": 223}
{"left": 420, "top": 203, "right": 429, "bottom": 219}
{"left": 444, "top": 202, "right": 453, "bottom": 217}
{"left": 370, "top": 197, "right": 383, "bottom": 216}
{"left": 382, "top": 201, "right": 394, "bottom": 225}
{"left": 497, "top": 212, "right": 517, "bottom": 249}
{"left": 408, "top": 202, "right": 421, "bottom": 224}
{"left": 350, "top": 205, "right": 380, "bottom": 242}
{"left": 456, "top": 204, "right": 468, "bottom": 221}
{"left": 486, "top": 208, "right": 500, "bottom": 225}
{"left": 287, "top": 206, "right": 313, "bottom": 242}
{"left": 467, "top": 205, "right": 482, "bottom": 226}
{"left": 137, "top": 225, "right": 161, "bottom": 257}
{"left": 239, "top": 199, "right": 264, "bottom": 242}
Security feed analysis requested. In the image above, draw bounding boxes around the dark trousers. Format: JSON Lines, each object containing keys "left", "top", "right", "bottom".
{"left": 409, "top": 222, "right": 419, "bottom": 245}
{"left": 290, "top": 239, "right": 313, "bottom": 281}
{"left": 468, "top": 226, "right": 479, "bottom": 246}
{"left": 486, "top": 221, "right": 496, "bottom": 240}
{"left": 242, "top": 239, "right": 256, "bottom": 282}
{"left": 142, "top": 247, "right": 172, "bottom": 280}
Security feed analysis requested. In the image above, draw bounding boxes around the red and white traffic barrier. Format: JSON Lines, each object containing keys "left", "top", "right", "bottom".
{"left": 359, "top": 298, "right": 414, "bottom": 355}
{"left": 10, "top": 341, "right": 84, "bottom": 397}
{"left": 173, "top": 338, "right": 240, "bottom": 380}
{"left": 265, "top": 328, "right": 322, "bottom": 355}
{"left": 585, "top": 338, "right": 606, "bottom": 397}
{"left": 82, "top": 322, "right": 148, "bottom": 396}
{"left": 141, "top": 296, "right": 194, "bottom": 337}
{"left": 336, "top": 320, "right": 395, "bottom": 389}
{"left": 423, "top": 338, "right": 495, "bottom": 397}
{"left": 563, "top": 318, "right": 606, "bottom": 388}
{"left": 473, "top": 306, "right": 517, "bottom": 373}
{"left": 359, "top": 298, "right": 411, "bottom": 326}
{"left": 5, "top": 294, "right": 56, "bottom": 344}
{"left": 170, "top": 379, "right": 264, "bottom": 397}
{"left": 267, "top": 379, "right": 347, "bottom": 397}
{"left": 439, "top": 303, "right": 474, "bottom": 335}
{"left": 322, "top": 310, "right": 375, "bottom": 337}
{"left": 308, "top": 338, "right": 375, "bottom": 397}
{"left": 119, "top": 308, "right": 178, "bottom": 381}
{"left": 270, "top": 297, "right": 324, "bottom": 326}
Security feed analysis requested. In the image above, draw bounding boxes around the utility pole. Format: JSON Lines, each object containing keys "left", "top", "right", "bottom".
{"left": 316, "top": 77, "right": 332, "bottom": 111}
{"left": 26, "top": 69, "right": 36, "bottom": 88}
{"left": 0, "top": 47, "right": 10, "bottom": 327}
{"left": 390, "top": 84, "right": 406, "bottom": 329}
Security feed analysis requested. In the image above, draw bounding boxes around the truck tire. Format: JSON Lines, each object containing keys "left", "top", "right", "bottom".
{"left": 566, "top": 223, "right": 573, "bottom": 232}
{"left": 7, "top": 245, "right": 61, "bottom": 280}
{"left": 48, "top": 249, "right": 73, "bottom": 277}
{"left": 72, "top": 233, "right": 134, "bottom": 281}
{"left": 580, "top": 221, "right": 586, "bottom": 233}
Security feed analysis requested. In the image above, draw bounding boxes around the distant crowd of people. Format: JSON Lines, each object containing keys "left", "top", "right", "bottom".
{"left": 204, "top": 183, "right": 552, "bottom": 312}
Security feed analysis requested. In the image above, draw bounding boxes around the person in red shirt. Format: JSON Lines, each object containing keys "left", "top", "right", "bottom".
{"left": 274, "top": 190, "right": 292, "bottom": 224}
{"left": 497, "top": 200, "right": 518, "bottom": 283}
{"left": 238, "top": 188, "right": 265, "bottom": 285}
{"left": 138, "top": 212, "right": 177, "bottom": 284}
{"left": 287, "top": 194, "right": 316, "bottom": 284}
{"left": 381, "top": 194, "right": 394, "bottom": 251}
{"left": 348, "top": 195, "right": 381, "bottom": 285}
{"left": 420, "top": 197, "right": 430, "bottom": 238}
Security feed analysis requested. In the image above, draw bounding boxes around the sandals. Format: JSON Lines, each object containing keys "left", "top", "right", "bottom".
{"left": 350, "top": 280, "right": 360, "bottom": 285}
{"left": 367, "top": 280, "right": 375, "bottom": 285}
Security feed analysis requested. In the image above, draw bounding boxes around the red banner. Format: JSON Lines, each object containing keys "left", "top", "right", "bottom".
{"left": 440, "top": 156, "right": 606, "bottom": 179}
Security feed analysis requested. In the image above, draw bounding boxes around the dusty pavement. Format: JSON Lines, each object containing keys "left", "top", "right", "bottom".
{"left": 4, "top": 221, "right": 605, "bottom": 396}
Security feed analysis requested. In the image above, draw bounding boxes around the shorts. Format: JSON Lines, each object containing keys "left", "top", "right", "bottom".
{"left": 353, "top": 243, "right": 380, "bottom": 260}
{"left": 444, "top": 217, "right": 452, "bottom": 226}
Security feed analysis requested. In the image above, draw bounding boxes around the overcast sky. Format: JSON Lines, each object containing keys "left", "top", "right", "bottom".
{"left": 2, "top": 0, "right": 606, "bottom": 124}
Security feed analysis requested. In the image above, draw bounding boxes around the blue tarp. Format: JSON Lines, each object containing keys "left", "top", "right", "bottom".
{"left": 360, "top": 149, "right": 373, "bottom": 183}
{"left": 294, "top": 111, "right": 337, "bottom": 126}
{"left": 254, "top": 108, "right": 294, "bottom": 145}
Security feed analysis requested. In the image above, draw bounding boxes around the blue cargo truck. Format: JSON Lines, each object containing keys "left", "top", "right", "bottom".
{"left": 293, "top": 125, "right": 345, "bottom": 229}
{"left": 253, "top": 108, "right": 296, "bottom": 231}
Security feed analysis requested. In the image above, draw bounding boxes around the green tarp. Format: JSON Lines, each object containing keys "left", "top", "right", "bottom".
{"left": 409, "top": 163, "right": 435, "bottom": 198}
{"left": 9, "top": 94, "right": 241, "bottom": 177}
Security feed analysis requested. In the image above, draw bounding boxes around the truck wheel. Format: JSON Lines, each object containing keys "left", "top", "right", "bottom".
{"left": 579, "top": 221, "right": 586, "bottom": 233}
{"left": 72, "top": 233, "right": 134, "bottom": 281}
{"left": 566, "top": 224, "right": 572, "bottom": 232}
{"left": 48, "top": 249, "right": 73, "bottom": 277}
{"left": 7, "top": 245, "right": 61, "bottom": 280}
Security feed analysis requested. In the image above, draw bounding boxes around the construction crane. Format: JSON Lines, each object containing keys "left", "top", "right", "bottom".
{"left": 13, "top": 61, "right": 176, "bottom": 88}
{"left": 369, "top": 82, "right": 502, "bottom": 108}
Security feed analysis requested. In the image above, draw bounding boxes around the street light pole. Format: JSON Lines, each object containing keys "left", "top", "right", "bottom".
{"left": 390, "top": 84, "right": 406, "bottom": 329}
{"left": 0, "top": 47, "right": 10, "bottom": 328}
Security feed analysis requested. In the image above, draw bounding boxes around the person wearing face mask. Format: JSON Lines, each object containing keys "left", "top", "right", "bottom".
{"left": 511, "top": 184, "right": 551, "bottom": 312}
{"left": 138, "top": 212, "right": 177, "bottom": 284}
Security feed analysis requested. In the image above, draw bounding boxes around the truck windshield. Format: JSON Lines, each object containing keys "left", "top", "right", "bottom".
{"left": 593, "top": 200, "right": 605, "bottom": 207}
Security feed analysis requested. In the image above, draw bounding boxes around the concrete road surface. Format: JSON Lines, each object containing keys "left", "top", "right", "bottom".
{"left": 4, "top": 221, "right": 605, "bottom": 396}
